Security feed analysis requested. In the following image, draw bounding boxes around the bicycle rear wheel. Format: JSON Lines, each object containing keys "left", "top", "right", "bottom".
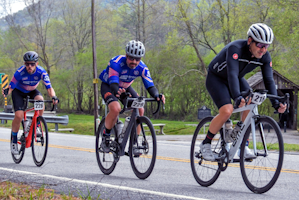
{"left": 240, "top": 116, "right": 284, "bottom": 194}
{"left": 129, "top": 116, "right": 157, "bottom": 179}
{"left": 31, "top": 116, "right": 48, "bottom": 167}
{"left": 11, "top": 121, "right": 26, "bottom": 164}
{"left": 95, "top": 118, "right": 117, "bottom": 175}
{"left": 190, "top": 116, "right": 222, "bottom": 187}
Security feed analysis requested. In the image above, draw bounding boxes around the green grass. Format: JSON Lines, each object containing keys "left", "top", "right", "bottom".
{"left": 44, "top": 113, "right": 200, "bottom": 136}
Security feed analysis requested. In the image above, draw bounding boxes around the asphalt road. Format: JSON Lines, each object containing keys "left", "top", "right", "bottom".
{"left": 1, "top": 127, "right": 299, "bottom": 200}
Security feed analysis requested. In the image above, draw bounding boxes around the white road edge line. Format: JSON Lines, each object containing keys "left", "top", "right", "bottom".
{"left": 0, "top": 167, "right": 208, "bottom": 200}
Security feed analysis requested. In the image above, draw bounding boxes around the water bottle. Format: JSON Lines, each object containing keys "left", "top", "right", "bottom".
{"left": 231, "top": 121, "right": 243, "bottom": 141}
{"left": 223, "top": 119, "right": 233, "bottom": 143}
{"left": 24, "top": 119, "right": 32, "bottom": 137}
{"left": 116, "top": 120, "right": 124, "bottom": 137}
{"left": 118, "top": 117, "right": 130, "bottom": 143}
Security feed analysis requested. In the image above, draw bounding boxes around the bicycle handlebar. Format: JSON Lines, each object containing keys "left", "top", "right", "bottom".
{"left": 25, "top": 96, "right": 58, "bottom": 112}
{"left": 119, "top": 93, "right": 164, "bottom": 115}
{"left": 240, "top": 89, "right": 290, "bottom": 113}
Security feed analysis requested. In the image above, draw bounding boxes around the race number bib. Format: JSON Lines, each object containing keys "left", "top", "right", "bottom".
{"left": 131, "top": 99, "right": 145, "bottom": 108}
{"left": 34, "top": 101, "right": 44, "bottom": 110}
{"left": 251, "top": 92, "right": 267, "bottom": 105}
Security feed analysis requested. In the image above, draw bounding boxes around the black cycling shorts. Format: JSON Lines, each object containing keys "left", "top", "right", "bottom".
{"left": 12, "top": 89, "right": 42, "bottom": 111}
{"left": 101, "top": 82, "right": 139, "bottom": 106}
{"left": 206, "top": 71, "right": 250, "bottom": 109}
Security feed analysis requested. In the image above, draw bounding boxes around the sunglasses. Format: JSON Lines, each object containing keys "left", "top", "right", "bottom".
{"left": 127, "top": 56, "right": 141, "bottom": 61}
{"left": 25, "top": 62, "right": 36, "bottom": 67}
{"left": 254, "top": 42, "right": 270, "bottom": 49}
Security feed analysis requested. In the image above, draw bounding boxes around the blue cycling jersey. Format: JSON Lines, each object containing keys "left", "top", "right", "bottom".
{"left": 99, "top": 55, "right": 154, "bottom": 89}
{"left": 9, "top": 65, "right": 52, "bottom": 93}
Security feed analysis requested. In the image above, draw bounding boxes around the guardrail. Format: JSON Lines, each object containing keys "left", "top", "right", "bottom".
{"left": 0, "top": 112, "right": 69, "bottom": 131}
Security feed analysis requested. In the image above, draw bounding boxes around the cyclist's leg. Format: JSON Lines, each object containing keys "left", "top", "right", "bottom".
{"left": 101, "top": 82, "right": 121, "bottom": 152}
{"left": 11, "top": 89, "right": 26, "bottom": 154}
{"left": 201, "top": 73, "right": 233, "bottom": 161}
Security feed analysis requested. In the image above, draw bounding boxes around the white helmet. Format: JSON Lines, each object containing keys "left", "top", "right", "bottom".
{"left": 247, "top": 23, "right": 274, "bottom": 44}
{"left": 126, "top": 40, "right": 145, "bottom": 58}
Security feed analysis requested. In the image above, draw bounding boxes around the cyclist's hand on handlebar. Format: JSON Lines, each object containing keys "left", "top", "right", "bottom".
{"left": 156, "top": 94, "right": 165, "bottom": 104}
{"left": 116, "top": 88, "right": 126, "bottom": 98}
{"left": 277, "top": 103, "right": 287, "bottom": 113}
{"left": 52, "top": 96, "right": 59, "bottom": 105}
{"left": 234, "top": 96, "right": 245, "bottom": 108}
{"left": 2, "top": 88, "right": 9, "bottom": 97}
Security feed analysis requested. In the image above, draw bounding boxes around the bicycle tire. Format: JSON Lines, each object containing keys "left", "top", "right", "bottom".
{"left": 129, "top": 116, "right": 157, "bottom": 179}
{"left": 11, "top": 121, "right": 26, "bottom": 164}
{"left": 240, "top": 116, "right": 284, "bottom": 194}
{"left": 190, "top": 116, "right": 221, "bottom": 187}
{"left": 31, "top": 116, "right": 48, "bottom": 167}
{"left": 95, "top": 118, "right": 117, "bottom": 175}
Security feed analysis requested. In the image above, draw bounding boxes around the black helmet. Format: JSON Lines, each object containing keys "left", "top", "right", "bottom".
{"left": 23, "top": 51, "right": 39, "bottom": 62}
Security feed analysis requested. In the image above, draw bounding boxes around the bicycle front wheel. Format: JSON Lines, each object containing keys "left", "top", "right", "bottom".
{"left": 95, "top": 118, "right": 117, "bottom": 175}
{"left": 31, "top": 116, "right": 48, "bottom": 167}
{"left": 129, "top": 116, "right": 157, "bottom": 179}
{"left": 11, "top": 122, "right": 26, "bottom": 164}
{"left": 240, "top": 116, "right": 284, "bottom": 194}
{"left": 190, "top": 116, "right": 221, "bottom": 187}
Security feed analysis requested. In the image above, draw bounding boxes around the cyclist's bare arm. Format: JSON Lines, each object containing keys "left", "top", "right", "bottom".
{"left": 47, "top": 88, "right": 58, "bottom": 104}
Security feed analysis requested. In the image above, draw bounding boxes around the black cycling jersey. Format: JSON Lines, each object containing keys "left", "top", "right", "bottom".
{"left": 207, "top": 39, "right": 277, "bottom": 108}
{"left": 208, "top": 39, "right": 277, "bottom": 99}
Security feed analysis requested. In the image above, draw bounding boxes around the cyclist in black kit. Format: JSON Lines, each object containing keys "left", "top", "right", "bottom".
{"left": 200, "top": 23, "right": 287, "bottom": 161}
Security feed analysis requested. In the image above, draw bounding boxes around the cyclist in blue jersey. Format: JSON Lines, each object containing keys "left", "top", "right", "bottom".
{"left": 200, "top": 23, "right": 287, "bottom": 161}
{"left": 2, "top": 51, "right": 59, "bottom": 155}
{"left": 99, "top": 40, "right": 165, "bottom": 153}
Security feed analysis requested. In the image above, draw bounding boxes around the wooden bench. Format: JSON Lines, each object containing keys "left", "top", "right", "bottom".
{"left": 143, "top": 123, "right": 166, "bottom": 135}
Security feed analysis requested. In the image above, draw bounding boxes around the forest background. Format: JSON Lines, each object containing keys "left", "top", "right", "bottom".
{"left": 0, "top": 0, "right": 298, "bottom": 124}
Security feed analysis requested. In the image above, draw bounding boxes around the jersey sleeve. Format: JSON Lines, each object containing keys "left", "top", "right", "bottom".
{"left": 9, "top": 70, "right": 21, "bottom": 89}
{"left": 108, "top": 61, "right": 121, "bottom": 85}
{"left": 141, "top": 67, "right": 154, "bottom": 89}
{"left": 261, "top": 54, "right": 277, "bottom": 96}
{"left": 226, "top": 45, "right": 242, "bottom": 100}
{"left": 41, "top": 70, "right": 52, "bottom": 89}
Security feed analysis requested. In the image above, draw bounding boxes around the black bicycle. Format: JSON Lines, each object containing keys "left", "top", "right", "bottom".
{"left": 95, "top": 95, "right": 163, "bottom": 179}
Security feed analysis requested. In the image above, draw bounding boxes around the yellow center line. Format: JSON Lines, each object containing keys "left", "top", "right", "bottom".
{"left": 1, "top": 138, "right": 299, "bottom": 174}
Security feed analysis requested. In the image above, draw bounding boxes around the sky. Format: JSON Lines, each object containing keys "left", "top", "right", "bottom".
{"left": 0, "top": 0, "right": 27, "bottom": 18}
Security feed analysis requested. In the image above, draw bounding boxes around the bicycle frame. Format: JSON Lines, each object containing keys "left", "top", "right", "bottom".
{"left": 117, "top": 108, "right": 139, "bottom": 156}
{"left": 23, "top": 107, "right": 41, "bottom": 148}
{"left": 225, "top": 104, "right": 260, "bottom": 162}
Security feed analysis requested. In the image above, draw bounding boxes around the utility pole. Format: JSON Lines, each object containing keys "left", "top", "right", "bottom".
{"left": 91, "top": 0, "right": 99, "bottom": 135}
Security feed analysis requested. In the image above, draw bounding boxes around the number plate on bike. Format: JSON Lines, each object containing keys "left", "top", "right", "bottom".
{"left": 131, "top": 99, "right": 145, "bottom": 108}
{"left": 34, "top": 101, "right": 44, "bottom": 110}
{"left": 251, "top": 92, "right": 266, "bottom": 105}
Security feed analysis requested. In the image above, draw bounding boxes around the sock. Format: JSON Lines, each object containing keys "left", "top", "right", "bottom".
{"left": 203, "top": 130, "right": 215, "bottom": 144}
{"left": 37, "top": 120, "right": 41, "bottom": 127}
{"left": 245, "top": 139, "right": 249, "bottom": 146}
{"left": 104, "top": 127, "right": 111, "bottom": 137}
{"left": 12, "top": 131, "right": 18, "bottom": 143}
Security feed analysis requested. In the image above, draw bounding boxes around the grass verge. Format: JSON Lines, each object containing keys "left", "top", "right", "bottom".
{"left": 0, "top": 180, "right": 85, "bottom": 199}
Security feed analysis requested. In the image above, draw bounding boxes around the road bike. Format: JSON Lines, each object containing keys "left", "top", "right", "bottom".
{"left": 190, "top": 89, "right": 289, "bottom": 193}
{"left": 11, "top": 96, "right": 55, "bottom": 167}
{"left": 95, "top": 95, "right": 163, "bottom": 179}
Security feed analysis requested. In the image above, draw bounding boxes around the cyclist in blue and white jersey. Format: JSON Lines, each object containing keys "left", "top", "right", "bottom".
{"left": 200, "top": 23, "right": 287, "bottom": 161}
{"left": 2, "top": 51, "right": 59, "bottom": 155}
{"left": 99, "top": 40, "right": 165, "bottom": 153}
